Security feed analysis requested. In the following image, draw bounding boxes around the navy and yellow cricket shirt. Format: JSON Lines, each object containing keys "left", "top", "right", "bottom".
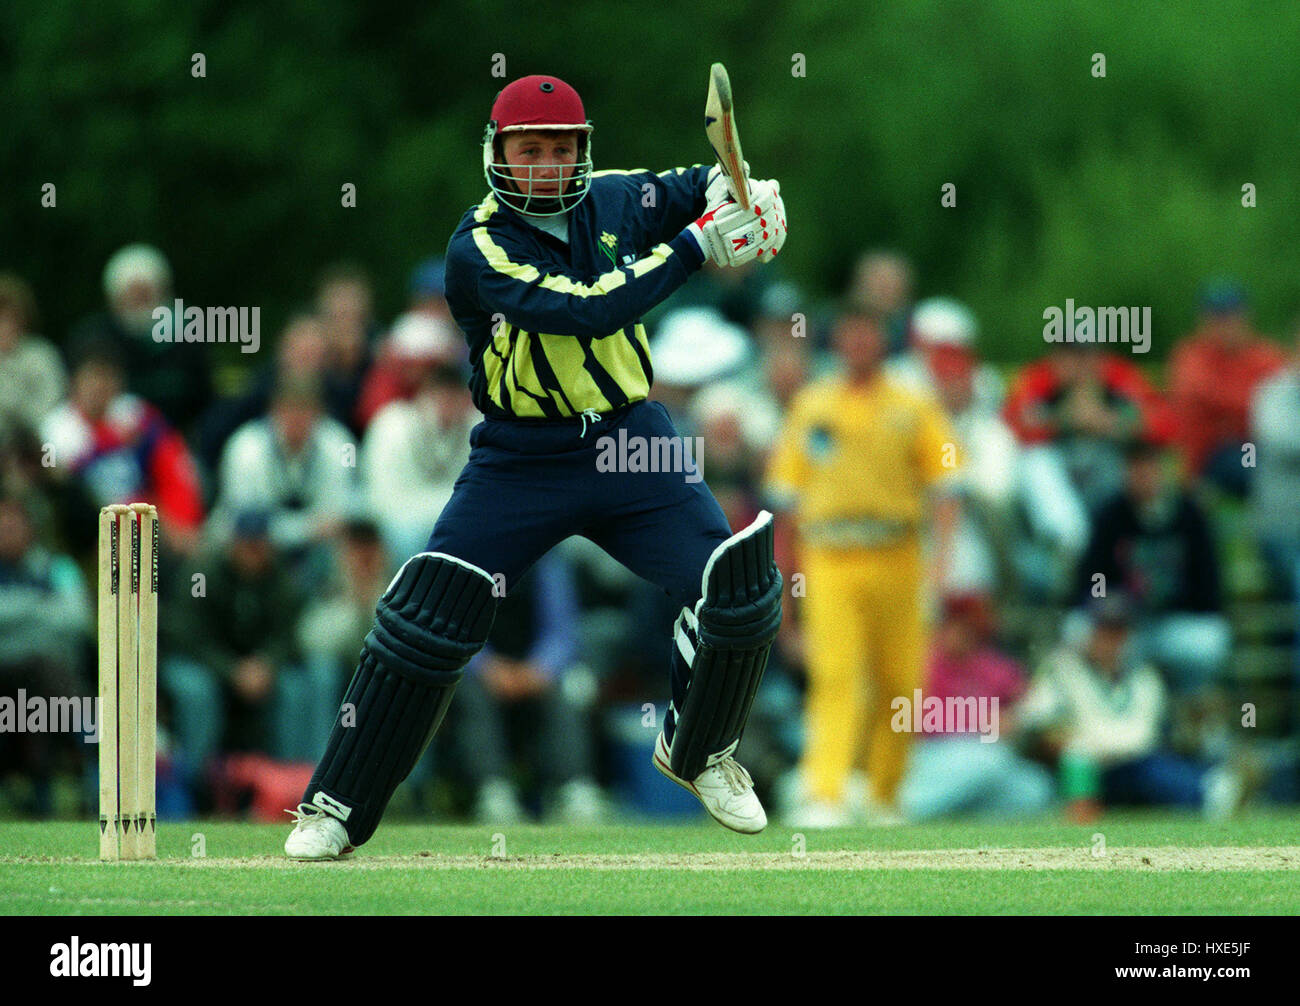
{"left": 444, "top": 166, "right": 709, "bottom": 420}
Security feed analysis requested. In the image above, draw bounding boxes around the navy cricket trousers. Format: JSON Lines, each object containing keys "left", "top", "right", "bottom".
{"left": 427, "top": 400, "right": 731, "bottom": 610}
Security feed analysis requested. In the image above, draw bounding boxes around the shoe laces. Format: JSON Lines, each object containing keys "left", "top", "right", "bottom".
{"left": 286, "top": 803, "right": 330, "bottom": 828}
{"left": 714, "top": 756, "right": 753, "bottom": 795}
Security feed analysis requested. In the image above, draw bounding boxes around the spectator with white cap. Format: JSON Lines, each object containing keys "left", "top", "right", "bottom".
{"left": 886, "top": 296, "right": 1003, "bottom": 413}
{"left": 648, "top": 306, "right": 751, "bottom": 438}
{"left": 891, "top": 298, "right": 1089, "bottom": 598}
{"left": 888, "top": 299, "right": 1016, "bottom": 594}
{"left": 68, "top": 244, "right": 211, "bottom": 433}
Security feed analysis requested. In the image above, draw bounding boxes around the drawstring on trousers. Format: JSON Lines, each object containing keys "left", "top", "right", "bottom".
{"left": 579, "top": 408, "right": 602, "bottom": 438}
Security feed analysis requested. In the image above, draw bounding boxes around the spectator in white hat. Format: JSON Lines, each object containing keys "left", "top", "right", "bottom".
{"left": 886, "top": 296, "right": 1003, "bottom": 413}
{"left": 890, "top": 298, "right": 1088, "bottom": 598}
{"left": 355, "top": 312, "right": 465, "bottom": 431}
{"left": 68, "top": 244, "right": 211, "bottom": 433}
{"left": 648, "top": 307, "right": 751, "bottom": 439}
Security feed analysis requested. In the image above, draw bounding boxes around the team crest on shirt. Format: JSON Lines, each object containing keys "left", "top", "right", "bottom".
{"left": 808, "top": 425, "right": 834, "bottom": 461}
{"left": 598, "top": 231, "right": 619, "bottom": 266}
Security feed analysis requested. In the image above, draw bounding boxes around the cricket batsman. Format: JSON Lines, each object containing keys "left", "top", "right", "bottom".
{"left": 286, "top": 74, "right": 787, "bottom": 858}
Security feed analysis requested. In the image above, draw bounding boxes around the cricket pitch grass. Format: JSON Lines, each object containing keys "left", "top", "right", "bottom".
{"left": 2, "top": 812, "right": 1296, "bottom": 915}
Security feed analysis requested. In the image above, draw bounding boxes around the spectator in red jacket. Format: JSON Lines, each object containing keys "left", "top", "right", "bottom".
{"left": 1169, "top": 279, "right": 1285, "bottom": 494}
{"left": 1003, "top": 344, "right": 1176, "bottom": 513}
{"left": 39, "top": 344, "right": 205, "bottom": 556}
{"left": 353, "top": 312, "right": 465, "bottom": 432}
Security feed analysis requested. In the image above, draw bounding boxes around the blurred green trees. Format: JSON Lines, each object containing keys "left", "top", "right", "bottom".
{"left": 3, "top": 0, "right": 1297, "bottom": 362}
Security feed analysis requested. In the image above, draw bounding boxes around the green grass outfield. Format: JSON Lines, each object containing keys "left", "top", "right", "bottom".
{"left": 1, "top": 812, "right": 1297, "bottom": 915}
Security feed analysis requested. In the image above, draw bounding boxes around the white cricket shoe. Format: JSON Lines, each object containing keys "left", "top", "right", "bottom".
{"left": 284, "top": 804, "right": 353, "bottom": 860}
{"left": 653, "top": 731, "right": 767, "bottom": 834}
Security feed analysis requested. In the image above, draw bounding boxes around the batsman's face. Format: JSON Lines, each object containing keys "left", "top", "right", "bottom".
{"left": 502, "top": 130, "right": 579, "bottom": 197}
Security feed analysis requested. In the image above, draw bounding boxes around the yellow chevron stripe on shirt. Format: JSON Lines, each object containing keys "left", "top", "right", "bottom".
{"left": 630, "top": 244, "right": 677, "bottom": 278}
{"left": 483, "top": 324, "right": 648, "bottom": 416}
{"left": 481, "top": 325, "right": 509, "bottom": 411}
{"left": 468, "top": 192, "right": 657, "bottom": 416}
{"left": 539, "top": 268, "right": 628, "bottom": 298}
{"left": 533, "top": 334, "right": 612, "bottom": 412}
{"left": 471, "top": 221, "right": 631, "bottom": 298}
{"left": 588, "top": 326, "right": 650, "bottom": 393}
{"left": 471, "top": 195, "right": 674, "bottom": 300}
{"left": 505, "top": 329, "right": 553, "bottom": 417}
{"left": 472, "top": 228, "right": 539, "bottom": 283}
{"left": 472, "top": 197, "right": 625, "bottom": 298}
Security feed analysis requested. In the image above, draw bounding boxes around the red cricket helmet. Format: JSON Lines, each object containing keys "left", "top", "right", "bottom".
{"left": 482, "top": 75, "right": 594, "bottom": 216}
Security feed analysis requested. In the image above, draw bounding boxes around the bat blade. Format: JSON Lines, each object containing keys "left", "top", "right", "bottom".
{"left": 704, "top": 62, "right": 750, "bottom": 210}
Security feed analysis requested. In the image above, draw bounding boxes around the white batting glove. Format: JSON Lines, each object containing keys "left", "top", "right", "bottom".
{"left": 685, "top": 177, "right": 787, "bottom": 267}
{"left": 706, "top": 161, "right": 751, "bottom": 206}
{"left": 746, "top": 178, "right": 787, "bottom": 260}
{"left": 698, "top": 179, "right": 785, "bottom": 266}
{"left": 685, "top": 198, "right": 760, "bottom": 268}
{"left": 685, "top": 197, "right": 738, "bottom": 267}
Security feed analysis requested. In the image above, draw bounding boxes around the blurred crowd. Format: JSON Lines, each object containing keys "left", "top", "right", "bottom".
{"left": 2, "top": 243, "right": 1298, "bottom": 824}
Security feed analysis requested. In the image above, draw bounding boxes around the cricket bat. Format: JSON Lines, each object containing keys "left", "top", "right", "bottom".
{"left": 704, "top": 62, "right": 750, "bottom": 210}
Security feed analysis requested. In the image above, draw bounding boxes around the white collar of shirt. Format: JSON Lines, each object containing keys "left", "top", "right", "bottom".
{"left": 521, "top": 211, "right": 570, "bottom": 244}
